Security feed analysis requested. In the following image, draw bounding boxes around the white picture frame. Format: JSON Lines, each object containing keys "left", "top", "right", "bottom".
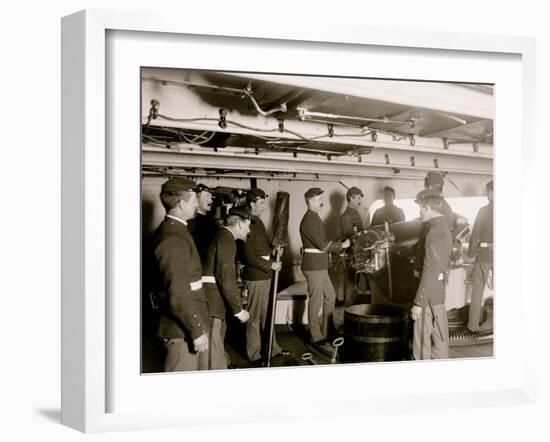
{"left": 61, "top": 9, "right": 537, "bottom": 433}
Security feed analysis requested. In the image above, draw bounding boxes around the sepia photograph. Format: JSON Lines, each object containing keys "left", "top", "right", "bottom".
{"left": 140, "top": 67, "right": 494, "bottom": 373}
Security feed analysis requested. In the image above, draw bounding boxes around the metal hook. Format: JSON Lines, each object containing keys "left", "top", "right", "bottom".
{"left": 147, "top": 99, "right": 160, "bottom": 125}
{"left": 218, "top": 108, "right": 227, "bottom": 129}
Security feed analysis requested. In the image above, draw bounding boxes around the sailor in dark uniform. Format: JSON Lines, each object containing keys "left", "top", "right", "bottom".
{"left": 340, "top": 186, "right": 365, "bottom": 307}
{"left": 467, "top": 180, "right": 493, "bottom": 331}
{"left": 425, "top": 171, "right": 455, "bottom": 228}
{"left": 371, "top": 186, "right": 405, "bottom": 226}
{"left": 202, "top": 206, "right": 252, "bottom": 369}
{"left": 152, "top": 177, "right": 209, "bottom": 371}
{"left": 410, "top": 189, "right": 453, "bottom": 360}
{"left": 341, "top": 186, "right": 366, "bottom": 239}
{"left": 300, "top": 188, "right": 350, "bottom": 345}
{"left": 413, "top": 171, "right": 456, "bottom": 279}
{"left": 188, "top": 183, "right": 218, "bottom": 265}
{"left": 240, "top": 188, "right": 285, "bottom": 363}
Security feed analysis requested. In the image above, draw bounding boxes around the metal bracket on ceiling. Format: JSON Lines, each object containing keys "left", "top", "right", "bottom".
{"left": 410, "top": 156, "right": 415, "bottom": 167}
{"left": 409, "top": 134, "right": 416, "bottom": 146}
{"left": 147, "top": 99, "right": 160, "bottom": 125}
{"left": 434, "top": 158, "right": 439, "bottom": 169}
{"left": 385, "top": 154, "right": 390, "bottom": 165}
{"left": 218, "top": 109, "right": 227, "bottom": 129}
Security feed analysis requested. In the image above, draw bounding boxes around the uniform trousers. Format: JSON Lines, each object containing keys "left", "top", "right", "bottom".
{"left": 162, "top": 337, "right": 208, "bottom": 372}
{"left": 468, "top": 260, "right": 492, "bottom": 331}
{"left": 303, "top": 269, "right": 337, "bottom": 342}
{"left": 208, "top": 317, "right": 228, "bottom": 370}
{"left": 244, "top": 279, "right": 281, "bottom": 362}
{"left": 413, "top": 303, "right": 449, "bottom": 360}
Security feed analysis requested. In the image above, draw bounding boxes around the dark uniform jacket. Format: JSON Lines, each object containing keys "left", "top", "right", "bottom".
{"left": 414, "top": 216, "right": 452, "bottom": 307}
{"left": 441, "top": 198, "right": 455, "bottom": 230}
{"left": 153, "top": 216, "right": 209, "bottom": 340}
{"left": 414, "top": 198, "right": 455, "bottom": 275}
{"left": 300, "top": 210, "right": 343, "bottom": 271}
{"left": 188, "top": 212, "right": 218, "bottom": 265}
{"left": 467, "top": 203, "right": 493, "bottom": 263}
{"left": 371, "top": 205, "right": 405, "bottom": 226}
{"left": 240, "top": 214, "right": 272, "bottom": 281}
{"left": 203, "top": 227, "right": 243, "bottom": 319}
{"left": 341, "top": 207, "right": 364, "bottom": 240}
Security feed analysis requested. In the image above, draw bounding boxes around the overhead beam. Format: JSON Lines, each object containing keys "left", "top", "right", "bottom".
{"left": 142, "top": 144, "right": 493, "bottom": 177}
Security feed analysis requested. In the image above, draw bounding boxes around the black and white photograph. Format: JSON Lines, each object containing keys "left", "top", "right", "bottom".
{"left": 141, "top": 68, "right": 494, "bottom": 373}
{"left": 3, "top": 0, "right": 547, "bottom": 438}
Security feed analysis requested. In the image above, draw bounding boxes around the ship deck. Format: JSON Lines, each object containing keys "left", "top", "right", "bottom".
{"left": 142, "top": 298, "right": 493, "bottom": 372}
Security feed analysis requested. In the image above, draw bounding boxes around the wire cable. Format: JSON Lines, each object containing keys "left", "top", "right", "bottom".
{"left": 149, "top": 112, "right": 407, "bottom": 144}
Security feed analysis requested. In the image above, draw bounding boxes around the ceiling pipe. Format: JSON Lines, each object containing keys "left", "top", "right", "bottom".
{"left": 297, "top": 108, "right": 416, "bottom": 128}
{"left": 143, "top": 76, "right": 288, "bottom": 117}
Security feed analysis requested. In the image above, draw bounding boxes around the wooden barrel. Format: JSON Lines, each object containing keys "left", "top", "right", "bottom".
{"left": 343, "top": 304, "right": 409, "bottom": 362}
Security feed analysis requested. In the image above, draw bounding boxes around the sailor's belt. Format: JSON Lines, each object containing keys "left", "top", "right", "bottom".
{"left": 303, "top": 248, "right": 326, "bottom": 254}
{"left": 261, "top": 255, "right": 270, "bottom": 260}
{"left": 201, "top": 276, "right": 216, "bottom": 284}
{"left": 190, "top": 280, "right": 203, "bottom": 291}
{"left": 479, "top": 242, "right": 493, "bottom": 248}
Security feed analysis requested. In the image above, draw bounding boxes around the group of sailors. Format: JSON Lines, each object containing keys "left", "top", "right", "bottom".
{"left": 151, "top": 178, "right": 288, "bottom": 371}
{"left": 149, "top": 170, "right": 493, "bottom": 371}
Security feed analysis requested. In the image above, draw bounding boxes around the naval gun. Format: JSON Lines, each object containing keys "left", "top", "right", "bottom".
{"left": 349, "top": 220, "right": 421, "bottom": 303}
{"left": 348, "top": 218, "right": 471, "bottom": 304}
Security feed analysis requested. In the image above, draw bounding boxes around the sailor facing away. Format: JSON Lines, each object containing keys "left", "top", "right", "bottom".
{"left": 410, "top": 189, "right": 453, "bottom": 360}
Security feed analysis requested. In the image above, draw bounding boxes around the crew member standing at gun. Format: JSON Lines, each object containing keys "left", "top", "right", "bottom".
{"left": 340, "top": 186, "right": 365, "bottom": 307}
{"left": 410, "top": 189, "right": 453, "bottom": 360}
{"left": 240, "top": 188, "right": 288, "bottom": 365}
{"left": 371, "top": 186, "right": 406, "bottom": 226}
{"left": 202, "top": 207, "right": 252, "bottom": 369}
{"left": 414, "top": 171, "right": 456, "bottom": 281}
{"left": 152, "top": 178, "right": 209, "bottom": 372}
{"left": 341, "top": 186, "right": 365, "bottom": 239}
{"left": 466, "top": 180, "right": 493, "bottom": 331}
{"left": 300, "top": 188, "right": 350, "bottom": 346}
